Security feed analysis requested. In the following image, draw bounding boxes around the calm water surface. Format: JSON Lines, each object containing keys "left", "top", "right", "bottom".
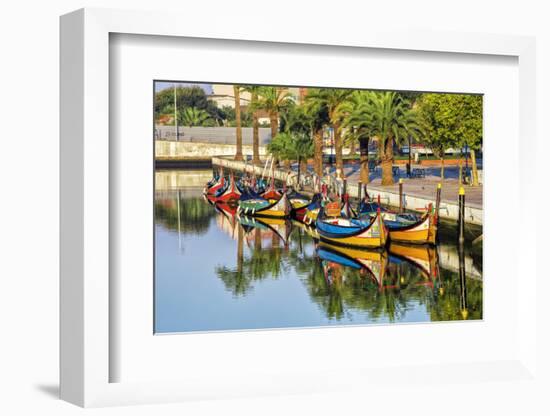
{"left": 154, "top": 169, "right": 482, "bottom": 333}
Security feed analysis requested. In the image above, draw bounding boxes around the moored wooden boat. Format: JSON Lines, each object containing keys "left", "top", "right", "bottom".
{"left": 358, "top": 199, "right": 417, "bottom": 225}
{"left": 260, "top": 177, "right": 282, "bottom": 201}
{"left": 385, "top": 209, "right": 437, "bottom": 245}
{"left": 203, "top": 168, "right": 224, "bottom": 196}
{"left": 302, "top": 192, "right": 329, "bottom": 225}
{"left": 359, "top": 199, "right": 437, "bottom": 245}
{"left": 238, "top": 192, "right": 291, "bottom": 218}
{"left": 316, "top": 206, "right": 388, "bottom": 249}
{"left": 214, "top": 173, "right": 241, "bottom": 204}
{"left": 288, "top": 191, "right": 313, "bottom": 222}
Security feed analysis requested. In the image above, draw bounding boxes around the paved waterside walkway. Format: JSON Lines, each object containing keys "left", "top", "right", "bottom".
{"left": 211, "top": 157, "right": 483, "bottom": 225}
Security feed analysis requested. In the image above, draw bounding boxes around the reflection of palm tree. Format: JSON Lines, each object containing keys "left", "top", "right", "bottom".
{"left": 254, "top": 228, "right": 262, "bottom": 251}
{"left": 216, "top": 266, "right": 251, "bottom": 297}
{"left": 237, "top": 225, "right": 244, "bottom": 273}
{"left": 155, "top": 195, "right": 215, "bottom": 235}
{"left": 216, "top": 224, "right": 249, "bottom": 296}
{"left": 271, "top": 232, "right": 280, "bottom": 249}
{"left": 215, "top": 226, "right": 287, "bottom": 296}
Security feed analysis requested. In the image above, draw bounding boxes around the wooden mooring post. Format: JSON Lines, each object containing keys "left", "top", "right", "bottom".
{"left": 398, "top": 178, "right": 404, "bottom": 213}
{"left": 357, "top": 181, "right": 362, "bottom": 202}
{"left": 435, "top": 183, "right": 442, "bottom": 225}
{"left": 458, "top": 186, "right": 465, "bottom": 244}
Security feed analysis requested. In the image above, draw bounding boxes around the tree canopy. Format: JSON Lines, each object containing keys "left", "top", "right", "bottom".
{"left": 155, "top": 85, "right": 223, "bottom": 126}
{"left": 416, "top": 93, "right": 483, "bottom": 151}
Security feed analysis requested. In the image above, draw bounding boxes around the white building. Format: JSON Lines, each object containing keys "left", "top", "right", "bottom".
{"left": 209, "top": 84, "right": 251, "bottom": 109}
{"left": 209, "top": 84, "right": 301, "bottom": 125}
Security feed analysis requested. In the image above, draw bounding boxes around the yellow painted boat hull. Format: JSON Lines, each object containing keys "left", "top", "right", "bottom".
{"left": 317, "top": 213, "right": 388, "bottom": 249}
{"left": 320, "top": 234, "right": 385, "bottom": 248}
{"left": 253, "top": 209, "right": 288, "bottom": 219}
{"left": 388, "top": 214, "right": 437, "bottom": 245}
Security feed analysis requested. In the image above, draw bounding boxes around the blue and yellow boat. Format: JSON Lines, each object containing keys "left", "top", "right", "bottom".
{"left": 359, "top": 200, "right": 437, "bottom": 245}
{"left": 316, "top": 204, "right": 388, "bottom": 249}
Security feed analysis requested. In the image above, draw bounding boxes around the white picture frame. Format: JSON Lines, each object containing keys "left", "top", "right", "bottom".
{"left": 60, "top": 7, "right": 538, "bottom": 408}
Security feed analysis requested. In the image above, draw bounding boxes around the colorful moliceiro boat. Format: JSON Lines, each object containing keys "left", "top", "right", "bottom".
{"left": 288, "top": 191, "right": 314, "bottom": 222}
{"left": 385, "top": 211, "right": 437, "bottom": 245}
{"left": 237, "top": 192, "right": 291, "bottom": 218}
{"left": 316, "top": 207, "right": 388, "bottom": 249}
{"left": 204, "top": 175, "right": 224, "bottom": 197}
{"left": 359, "top": 200, "right": 437, "bottom": 245}
{"left": 204, "top": 167, "right": 226, "bottom": 194}
{"left": 303, "top": 197, "right": 322, "bottom": 225}
{"left": 214, "top": 174, "right": 241, "bottom": 204}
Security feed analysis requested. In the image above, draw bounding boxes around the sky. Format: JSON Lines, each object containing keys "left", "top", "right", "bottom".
{"left": 154, "top": 81, "right": 213, "bottom": 94}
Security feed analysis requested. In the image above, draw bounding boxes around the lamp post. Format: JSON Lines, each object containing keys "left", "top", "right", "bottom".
{"left": 173, "top": 83, "right": 179, "bottom": 141}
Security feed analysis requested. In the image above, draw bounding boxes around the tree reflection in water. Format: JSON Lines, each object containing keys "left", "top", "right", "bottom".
{"left": 156, "top": 190, "right": 482, "bottom": 324}
{"left": 155, "top": 193, "right": 215, "bottom": 236}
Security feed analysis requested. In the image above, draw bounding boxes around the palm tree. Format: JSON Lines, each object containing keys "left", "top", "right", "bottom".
{"left": 241, "top": 85, "right": 262, "bottom": 164}
{"left": 342, "top": 91, "right": 376, "bottom": 186}
{"left": 280, "top": 102, "right": 313, "bottom": 172}
{"left": 179, "top": 107, "right": 211, "bottom": 127}
{"left": 233, "top": 85, "right": 244, "bottom": 161}
{"left": 293, "top": 132, "right": 314, "bottom": 176}
{"left": 267, "top": 132, "right": 294, "bottom": 169}
{"left": 305, "top": 88, "right": 352, "bottom": 179}
{"left": 254, "top": 87, "right": 293, "bottom": 145}
{"left": 355, "top": 92, "right": 420, "bottom": 186}
{"left": 303, "top": 99, "right": 330, "bottom": 180}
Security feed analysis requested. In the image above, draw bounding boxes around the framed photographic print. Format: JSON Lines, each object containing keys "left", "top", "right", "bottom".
{"left": 60, "top": 7, "right": 539, "bottom": 408}
{"left": 153, "top": 79, "right": 483, "bottom": 334}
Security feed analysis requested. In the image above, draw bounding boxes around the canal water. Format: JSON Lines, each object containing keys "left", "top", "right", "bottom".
{"left": 155, "top": 169, "right": 483, "bottom": 334}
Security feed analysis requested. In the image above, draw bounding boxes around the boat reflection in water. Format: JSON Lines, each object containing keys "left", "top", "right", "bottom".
{"left": 154, "top": 183, "right": 482, "bottom": 333}
{"left": 317, "top": 242, "right": 388, "bottom": 289}
{"left": 318, "top": 242, "right": 441, "bottom": 290}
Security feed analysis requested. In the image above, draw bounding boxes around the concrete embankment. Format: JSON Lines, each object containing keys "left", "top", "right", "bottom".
{"left": 155, "top": 139, "right": 267, "bottom": 162}
{"left": 211, "top": 157, "right": 483, "bottom": 226}
{"left": 155, "top": 169, "right": 214, "bottom": 191}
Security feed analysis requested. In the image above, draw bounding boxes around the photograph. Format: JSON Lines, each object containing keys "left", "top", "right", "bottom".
{"left": 153, "top": 81, "right": 483, "bottom": 333}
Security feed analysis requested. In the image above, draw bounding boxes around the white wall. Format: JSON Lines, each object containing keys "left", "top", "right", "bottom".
{"left": 1, "top": 1, "right": 548, "bottom": 415}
